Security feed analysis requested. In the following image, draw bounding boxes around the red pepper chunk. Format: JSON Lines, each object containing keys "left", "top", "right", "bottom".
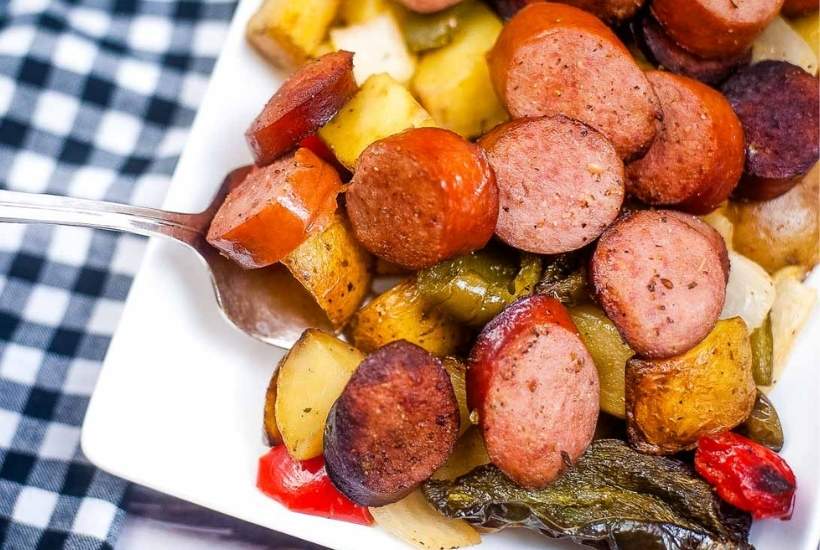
{"left": 257, "top": 446, "right": 373, "bottom": 525}
{"left": 695, "top": 432, "right": 796, "bottom": 520}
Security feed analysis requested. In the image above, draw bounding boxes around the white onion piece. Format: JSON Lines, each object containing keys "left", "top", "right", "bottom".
{"left": 330, "top": 14, "right": 416, "bottom": 85}
{"left": 769, "top": 266, "right": 817, "bottom": 385}
{"left": 700, "top": 210, "right": 734, "bottom": 251}
{"left": 720, "top": 252, "right": 775, "bottom": 330}
{"left": 752, "top": 15, "right": 818, "bottom": 75}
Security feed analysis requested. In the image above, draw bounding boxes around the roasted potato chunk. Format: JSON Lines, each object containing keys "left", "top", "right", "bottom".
{"left": 348, "top": 279, "right": 468, "bottom": 356}
{"left": 569, "top": 305, "right": 635, "bottom": 418}
{"left": 412, "top": 2, "right": 508, "bottom": 138}
{"left": 727, "top": 163, "right": 819, "bottom": 273}
{"left": 246, "top": 0, "right": 340, "bottom": 69}
{"left": 262, "top": 369, "right": 282, "bottom": 446}
{"left": 339, "top": 0, "right": 392, "bottom": 24}
{"left": 281, "top": 213, "right": 373, "bottom": 329}
{"left": 626, "top": 317, "right": 757, "bottom": 455}
{"left": 275, "top": 329, "right": 364, "bottom": 460}
{"left": 318, "top": 74, "right": 436, "bottom": 169}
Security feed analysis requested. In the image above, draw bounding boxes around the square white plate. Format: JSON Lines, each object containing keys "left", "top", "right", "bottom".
{"left": 82, "top": 1, "right": 820, "bottom": 548}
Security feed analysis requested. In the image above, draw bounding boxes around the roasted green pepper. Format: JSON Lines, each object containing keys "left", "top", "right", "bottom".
{"left": 417, "top": 247, "right": 541, "bottom": 326}
{"left": 399, "top": 2, "right": 471, "bottom": 52}
{"left": 736, "top": 391, "right": 784, "bottom": 452}
{"left": 423, "top": 439, "right": 752, "bottom": 550}
{"left": 750, "top": 314, "right": 774, "bottom": 386}
{"left": 535, "top": 253, "right": 591, "bottom": 306}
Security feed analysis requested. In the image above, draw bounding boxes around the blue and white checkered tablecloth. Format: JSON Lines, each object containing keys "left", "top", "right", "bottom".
{"left": 0, "top": 1, "right": 236, "bottom": 548}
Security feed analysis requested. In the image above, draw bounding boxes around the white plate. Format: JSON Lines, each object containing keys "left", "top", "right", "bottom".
{"left": 81, "top": 1, "right": 820, "bottom": 548}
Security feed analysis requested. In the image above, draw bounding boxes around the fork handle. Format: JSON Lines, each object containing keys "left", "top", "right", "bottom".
{"left": 0, "top": 189, "right": 208, "bottom": 247}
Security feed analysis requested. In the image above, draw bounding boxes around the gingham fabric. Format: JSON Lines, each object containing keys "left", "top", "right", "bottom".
{"left": 0, "top": 1, "right": 235, "bottom": 548}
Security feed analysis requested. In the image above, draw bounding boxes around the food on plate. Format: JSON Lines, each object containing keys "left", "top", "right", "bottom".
{"left": 416, "top": 246, "right": 541, "bottom": 326}
{"left": 329, "top": 13, "right": 416, "bottom": 84}
{"left": 769, "top": 266, "right": 817, "bottom": 383}
{"left": 736, "top": 391, "right": 784, "bottom": 451}
{"left": 633, "top": 12, "right": 751, "bottom": 85}
{"left": 467, "top": 295, "right": 599, "bottom": 488}
{"left": 412, "top": 2, "right": 508, "bottom": 138}
{"left": 791, "top": 11, "right": 819, "bottom": 60}
{"left": 431, "top": 427, "right": 490, "bottom": 480}
{"left": 395, "top": 0, "right": 464, "bottom": 14}
{"left": 323, "top": 341, "right": 460, "bottom": 506}
{"left": 368, "top": 490, "right": 480, "bottom": 550}
{"left": 246, "top": 0, "right": 341, "bottom": 69}
{"left": 399, "top": 1, "right": 472, "bottom": 52}
{"left": 318, "top": 73, "right": 435, "bottom": 169}
{"left": 224, "top": 164, "right": 254, "bottom": 192}
{"left": 232, "top": 2, "right": 814, "bottom": 544}
{"left": 722, "top": 60, "right": 820, "bottom": 200}
{"left": 695, "top": 432, "right": 796, "bottom": 520}
{"left": 783, "top": 0, "right": 820, "bottom": 17}
{"left": 569, "top": 304, "right": 634, "bottom": 418}
{"left": 625, "top": 71, "right": 745, "bottom": 214}
{"left": 348, "top": 279, "right": 468, "bottom": 356}
{"left": 281, "top": 214, "right": 372, "bottom": 328}
{"left": 720, "top": 251, "right": 776, "bottom": 330}
{"left": 626, "top": 317, "right": 757, "bottom": 455}
{"left": 206, "top": 148, "right": 342, "bottom": 269}
{"left": 590, "top": 210, "right": 728, "bottom": 358}
{"left": 751, "top": 16, "right": 818, "bottom": 75}
{"left": 246, "top": 51, "right": 357, "bottom": 166}
{"left": 442, "top": 357, "right": 471, "bottom": 435}
{"left": 480, "top": 116, "right": 625, "bottom": 253}
{"left": 487, "top": 2, "right": 661, "bottom": 160}
{"left": 257, "top": 445, "right": 373, "bottom": 524}
{"left": 345, "top": 127, "right": 498, "bottom": 269}
{"left": 650, "top": 0, "right": 782, "bottom": 59}
{"left": 727, "top": 163, "right": 819, "bottom": 273}
{"left": 423, "top": 439, "right": 752, "bottom": 548}
{"left": 273, "top": 329, "right": 364, "bottom": 460}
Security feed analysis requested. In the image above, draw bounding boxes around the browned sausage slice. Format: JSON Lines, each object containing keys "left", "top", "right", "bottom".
{"left": 487, "top": 2, "right": 661, "bottom": 160}
{"left": 246, "top": 51, "right": 357, "bottom": 166}
{"left": 634, "top": 12, "right": 751, "bottom": 86}
{"left": 467, "top": 294, "right": 599, "bottom": 488}
{"left": 487, "top": 0, "right": 644, "bottom": 24}
{"left": 323, "top": 341, "right": 459, "bottom": 506}
{"left": 651, "top": 0, "right": 783, "bottom": 59}
{"left": 207, "top": 148, "right": 342, "bottom": 269}
{"left": 590, "top": 210, "right": 727, "bottom": 359}
{"left": 626, "top": 71, "right": 745, "bottom": 215}
{"left": 394, "top": 0, "right": 464, "bottom": 12}
{"left": 722, "top": 61, "right": 820, "bottom": 201}
{"left": 479, "top": 116, "right": 624, "bottom": 254}
{"left": 345, "top": 127, "right": 498, "bottom": 270}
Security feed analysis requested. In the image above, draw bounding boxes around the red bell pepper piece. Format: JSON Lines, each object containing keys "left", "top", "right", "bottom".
{"left": 257, "top": 445, "right": 373, "bottom": 525}
{"left": 695, "top": 431, "right": 796, "bottom": 520}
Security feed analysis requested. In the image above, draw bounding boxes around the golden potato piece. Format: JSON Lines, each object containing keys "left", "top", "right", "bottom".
{"left": 262, "top": 368, "right": 282, "bottom": 446}
{"left": 412, "top": 2, "right": 508, "bottom": 138}
{"left": 569, "top": 305, "right": 634, "bottom": 418}
{"left": 275, "top": 329, "right": 364, "bottom": 460}
{"left": 339, "top": 0, "right": 393, "bottom": 24}
{"left": 727, "top": 163, "right": 819, "bottom": 273}
{"left": 348, "top": 279, "right": 468, "bottom": 356}
{"left": 246, "top": 0, "right": 340, "bottom": 70}
{"left": 318, "top": 74, "right": 436, "bottom": 169}
{"left": 281, "top": 213, "right": 373, "bottom": 329}
{"left": 626, "top": 317, "right": 757, "bottom": 455}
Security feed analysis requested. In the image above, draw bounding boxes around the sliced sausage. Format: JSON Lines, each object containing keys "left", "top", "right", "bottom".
{"left": 345, "top": 127, "right": 498, "bottom": 270}
{"left": 323, "top": 341, "right": 459, "bottom": 506}
{"left": 590, "top": 210, "right": 727, "bottom": 359}
{"left": 651, "top": 0, "right": 783, "bottom": 59}
{"left": 782, "top": 0, "right": 819, "bottom": 17}
{"left": 487, "top": 2, "right": 661, "bottom": 160}
{"left": 486, "top": 0, "right": 644, "bottom": 24}
{"left": 665, "top": 211, "right": 731, "bottom": 283}
{"left": 479, "top": 116, "right": 624, "bottom": 254}
{"left": 634, "top": 12, "right": 751, "bottom": 86}
{"left": 722, "top": 61, "right": 820, "bottom": 200}
{"left": 467, "top": 294, "right": 599, "bottom": 488}
{"left": 394, "top": 0, "right": 463, "bottom": 12}
{"left": 224, "top": 164, "right": 254, "bottom": 192}
{"left": 246, "top": 51, "right": 357, "bottom": 166}
{"left": 207, "top": 148, "right": 342, "bottom": 269}
{"left": 626, "top": 71, "right": 745, "bottom": 215}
